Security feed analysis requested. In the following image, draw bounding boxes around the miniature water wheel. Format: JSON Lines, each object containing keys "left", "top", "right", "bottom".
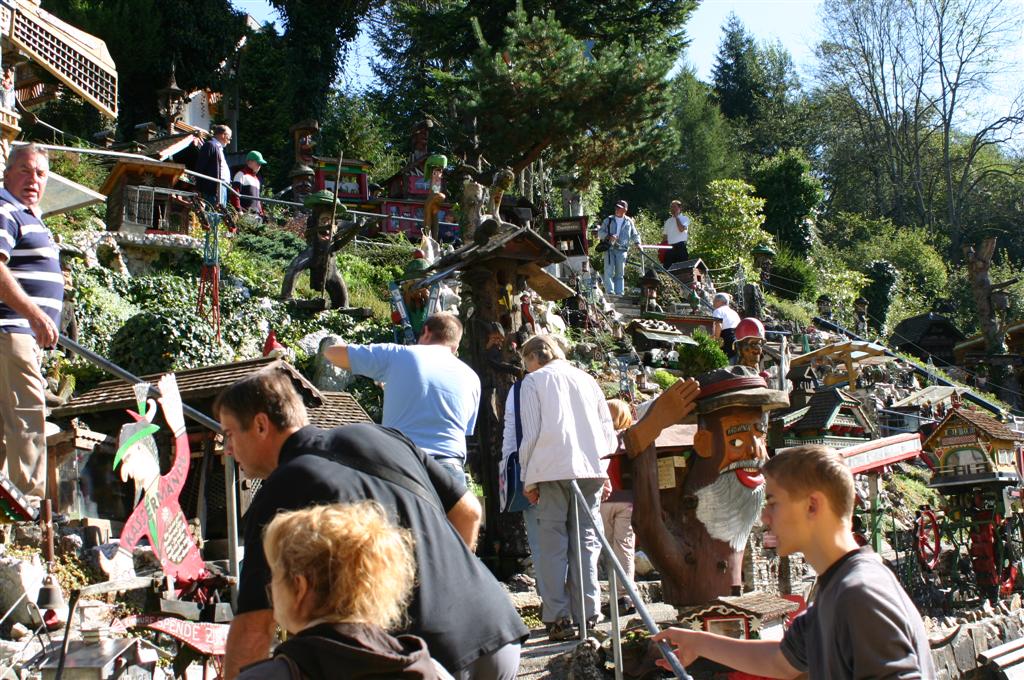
{"left": 914, "top": 509, "right": 942, "bottom": 570}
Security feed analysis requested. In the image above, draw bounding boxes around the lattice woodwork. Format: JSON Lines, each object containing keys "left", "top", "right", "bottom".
{"left": 3, "top": 3, "right": 117, "bottom": 117}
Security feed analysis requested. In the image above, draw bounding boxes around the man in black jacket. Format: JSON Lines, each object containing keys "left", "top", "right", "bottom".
{"left": 194, "top": 124, "right": 232, "bottom": 205}
{"left": 216, "top": 366, "right": 528, "bottom": 680}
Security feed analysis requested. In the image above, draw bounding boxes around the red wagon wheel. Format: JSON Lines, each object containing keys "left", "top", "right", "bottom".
{"left": 915, "top": 509, "right": 942, "bottom": 570}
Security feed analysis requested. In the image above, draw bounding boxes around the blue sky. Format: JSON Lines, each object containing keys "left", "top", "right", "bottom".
{"left": 230, "top": 0, "right": 826, "bottom": 88}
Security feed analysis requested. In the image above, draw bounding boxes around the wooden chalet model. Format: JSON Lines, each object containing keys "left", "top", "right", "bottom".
{"left": 100, "top": 159, "right": 191, "bottom": 234}
{"left": 378, "top": 119, "right": 455, "bottom": 240}
{"left": 923, "top": 407, "right": 1023, "bottom": 490}
{"left": 771, "top": 388, "right": 875, "bottom": 450}
{"left": 891, "top": 312, "right": 965, "bottom": 366}
{"left": 0, "top": 0, "right": 116, "bottom": 166}
{"left": 667, "top": 257, "right": 708, "bottom": 288}
{"left": 677, "top": 592, "right": 798, "bottom": 641}
{"left": 290, "top": 119, "right": 372, "bottom": 206}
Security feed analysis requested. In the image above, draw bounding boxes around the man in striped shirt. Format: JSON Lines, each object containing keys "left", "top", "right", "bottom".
{"left": 0, "top": 144, "right": 60, "bottom": 499}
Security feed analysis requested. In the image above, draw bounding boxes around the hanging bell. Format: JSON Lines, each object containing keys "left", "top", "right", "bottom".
{"left": 36, "top": 573, "right": 64, "bottom": 610}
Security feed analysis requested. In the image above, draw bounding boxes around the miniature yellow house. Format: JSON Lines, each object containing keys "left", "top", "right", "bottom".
{"left": 923, "top": 407, "right": 1023, "bottom": 490}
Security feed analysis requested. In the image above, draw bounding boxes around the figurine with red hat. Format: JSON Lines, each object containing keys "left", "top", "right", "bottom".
{"left": 733, "top": 317, "right": 766, "bottom": 370}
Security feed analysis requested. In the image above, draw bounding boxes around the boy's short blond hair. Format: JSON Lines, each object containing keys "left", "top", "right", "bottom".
{"left": 763, "top": 445, "right": 855, "bottom": 520}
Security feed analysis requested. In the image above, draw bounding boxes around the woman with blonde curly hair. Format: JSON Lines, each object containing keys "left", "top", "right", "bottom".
{"left": 238, "top": 501, "right": 451, "bottom": 680}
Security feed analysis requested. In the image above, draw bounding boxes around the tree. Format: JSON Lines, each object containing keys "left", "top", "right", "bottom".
{"left": 711, "top": 14, "right": 761, "bottom": 122}
{"left": 616, "top": 69, "right": 741, "bottom": 214}
{"left": 267, "top": 0, "right": 377, "bottom": 122}
{"left": 861, "top": 260, "right": 899, "bottom": 333}
{"left": 817, "top": 0, "right": 1024, "bottom": 252}
{"left": 42, "top": 0, "right": 247, "bottom": 133}
{"left": 689, "top": 179, "right": 771, "bottom": 273}
{"left": 449, "top": 7, "right": 678, "bottom": 185}
{"left": 369, "top": 0, "right": 696, "bottom": 162}
{"left": 750, "top": 149, "right": 823, "bottom": 255}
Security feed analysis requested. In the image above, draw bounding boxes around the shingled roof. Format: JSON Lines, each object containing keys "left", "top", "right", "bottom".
{"left": 53, "top": 358, "right": 323, "bottom": 419}
{"left": 308, "top": 392, "right": 372, "bottom": 428}
{"left": 891, "top": 312, "right": 965, "bottom": 346}
{"left": 786, "top": 388, "right": 866, "bottom": 433}
{"left": 948, "top": 407, "right": 1020, "bottom": 442}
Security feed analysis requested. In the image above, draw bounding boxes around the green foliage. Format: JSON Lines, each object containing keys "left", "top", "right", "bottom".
{"left": 108, "top": 309, "right": 233, "bottom": 376}
{"left": 817, "top": 212, "right": 949, "bottom": 330}
{"left": 651, "top": 368, "right": 679, "bottom": 390}
{"left": 862, "top": 260, "right": 899, "bottom": 334}
{"left": 807, "top": 245, "right": 870, "bottom": 328}
{"left": 370, "top": 0, "right": 697, "bottom": 159}
{"left": 690, "top": 179, "right": 770, "bottom": 274}
{"left": 750, "top": 149, "right": 822, "bottom": 255}
{"left": 764, "top": 294, "right": 813, "bottom": 328}
{"left": 44, "top": 0, "right": 247, "bottom": 134}
{"left": 267, "top": 0, "right": 375, "bottom": 123}
{"left": 766, "top": 246, "right": 816, "bottom": 301}
{"left": 674, "top": 328, "right": 729, "bottom": 378}
{"left": 712, "top": 14, "right": 761, "bottom": 122}
{"left": 616, "top": 70, "right": 742, "bottom": 214}
{"left": 449, "top": 6, "right": 678, "bottom": 184}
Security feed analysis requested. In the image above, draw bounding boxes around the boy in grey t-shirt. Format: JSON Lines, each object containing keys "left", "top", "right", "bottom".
{"left": 653, "top": 445, "right": 933, "bottom": 679}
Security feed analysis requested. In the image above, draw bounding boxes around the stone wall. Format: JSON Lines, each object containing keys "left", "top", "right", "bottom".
{"left": 926, "top": 599, "right": 1024, "bottom": 679}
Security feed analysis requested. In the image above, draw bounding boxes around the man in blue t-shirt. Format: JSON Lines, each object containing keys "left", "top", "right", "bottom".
{"left": 0, "top": 144, "right": 61, "bottom": 499}
{"left": 326, "top": 312, "right": 481, "bottom": 485}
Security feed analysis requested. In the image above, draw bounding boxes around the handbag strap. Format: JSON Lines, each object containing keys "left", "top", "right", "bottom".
{"left": 291, "top": 446, "right": 445, "bottom": 515}
{"left": 513, "top": 380, "right": 523, "bottom": 448}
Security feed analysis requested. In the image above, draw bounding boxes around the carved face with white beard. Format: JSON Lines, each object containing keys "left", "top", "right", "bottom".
{"left": 696, "top": 458, "right": 767, "bottom": 550}
{"left": 691, "top": 410, "right": 770, "bottom": 551}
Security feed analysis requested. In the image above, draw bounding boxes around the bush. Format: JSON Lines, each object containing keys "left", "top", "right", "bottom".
{"left": 651, "top": 368, "right": 679, "bottom": 390}
{"left": 767, "top": 246, "right": 816, "bottom": 301}
{"left": 674, "top": 328, "right": 729, "bottom": 377}
{"left": 765, "top": 294, "right": 813, "bottom": 328}
{"left": 109, "top": 309, "right": 233, "bottom": 376}
{"left": 689, "top": 179, "right": 771, "bottom": 276}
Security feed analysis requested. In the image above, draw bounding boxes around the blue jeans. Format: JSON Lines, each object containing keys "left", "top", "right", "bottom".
{"left": 603, "top": 249, "right": 627, "bottom": 295}
{"left": 436, "top": 459, "right": 467, "bottom": 488}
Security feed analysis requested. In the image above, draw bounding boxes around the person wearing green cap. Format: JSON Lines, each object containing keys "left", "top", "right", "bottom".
{"left": 231, "top": 150, "right": 267, "bottom": 215}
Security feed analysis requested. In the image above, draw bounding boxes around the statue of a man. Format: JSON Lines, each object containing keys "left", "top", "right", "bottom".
{"left": 624, "top": 366, "right": 788, "bottom": 605}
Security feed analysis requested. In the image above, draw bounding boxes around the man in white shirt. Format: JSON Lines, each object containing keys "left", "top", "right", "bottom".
{"left": 662, "top": 200, "right": 690, "bottom": 269}
{"left": 712, "top": 292, "right": 741, "bottom": 358}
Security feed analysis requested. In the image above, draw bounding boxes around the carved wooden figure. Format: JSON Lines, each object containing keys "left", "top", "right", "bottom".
{"left": 624, "top": 366, "right": 788, "bottom": 606}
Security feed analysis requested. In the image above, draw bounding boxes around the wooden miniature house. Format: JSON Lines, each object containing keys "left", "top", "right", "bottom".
{"left": 667, "top": 258, "right": 709, "bottom": 288}
{"left": 771, "top": 388, "right": 875, "bottom": 450}
{"left": 678, "top": 592, "right": 798, "bottom": 640}
{"left": 100, "top": 159, "right": 192, "bottom": 234}
{"left": 923, "top": 407, "right": 1023, "bottom": 490}
{"left": 891, "top": 312, "right": 965, "bottom": 366}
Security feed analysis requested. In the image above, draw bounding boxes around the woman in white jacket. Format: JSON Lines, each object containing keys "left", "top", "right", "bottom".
{"left": 518, "top": 335, "right": 618, "bottom": 641}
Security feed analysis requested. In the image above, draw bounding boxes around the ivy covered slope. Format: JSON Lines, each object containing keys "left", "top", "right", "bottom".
{"left": 63, "top": 161, "right": 402, "bottom": 410}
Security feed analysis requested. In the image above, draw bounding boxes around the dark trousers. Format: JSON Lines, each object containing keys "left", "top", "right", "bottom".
{"left": 664, "top": 242, "right": 689, "bottom": 270}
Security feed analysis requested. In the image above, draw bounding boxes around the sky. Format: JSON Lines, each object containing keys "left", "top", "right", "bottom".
{"left": 229, "top": 0, "right": 827, "bottom": 89}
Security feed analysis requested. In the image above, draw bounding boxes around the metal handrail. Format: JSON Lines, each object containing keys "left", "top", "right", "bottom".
{"left": 568, "top": 480, "right": 692, "bottom": 679}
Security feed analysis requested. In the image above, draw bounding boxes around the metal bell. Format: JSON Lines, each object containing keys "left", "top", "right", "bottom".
{"left": 36, "top": 574, "right": 64, "bottom": 610}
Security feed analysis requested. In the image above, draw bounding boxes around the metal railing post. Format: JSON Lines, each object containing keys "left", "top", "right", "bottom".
{"left": 608, "top": 554, "right": 624, "bottom": 680}
{"left": 569, "top": 480, "right": 691, "bottom": 680}
{"left": 571, "top": 489, "right": 588, "bottom": 640}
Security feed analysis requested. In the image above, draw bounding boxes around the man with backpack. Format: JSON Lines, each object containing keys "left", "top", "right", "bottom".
{"left": 597, "top": 200, "right": 642, "bottom": 296}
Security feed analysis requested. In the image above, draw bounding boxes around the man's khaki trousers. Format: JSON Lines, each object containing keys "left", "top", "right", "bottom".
{"left": 0, "top": 331, "right": 47, "bottom": 497}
